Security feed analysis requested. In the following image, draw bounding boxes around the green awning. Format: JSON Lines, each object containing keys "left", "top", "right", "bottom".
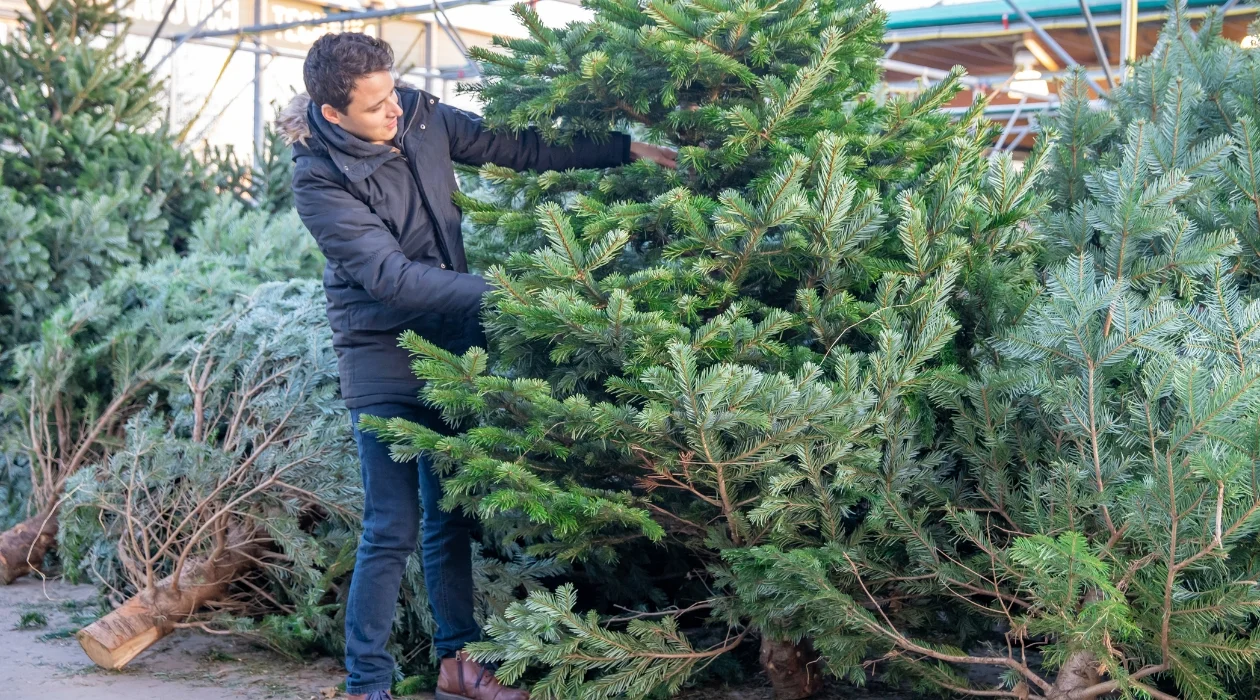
{"left": 886, "top": 0, "right": 1221, "bottom": 30}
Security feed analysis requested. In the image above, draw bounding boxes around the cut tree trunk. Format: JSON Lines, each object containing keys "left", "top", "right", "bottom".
{"left": 1051, "top": 650, "right": 1101, "bottom": 699}
{"left": 1047, "top": 590, "right": 1103, "bottom": 699}
{"left": 0, "top": 508, "right": 58, "bottom": 584}
{"left": 76, "top": 537, "right": 262, "bottom": 669}
{"left": 761, "top": 636, "right": 823, "bottom": 700}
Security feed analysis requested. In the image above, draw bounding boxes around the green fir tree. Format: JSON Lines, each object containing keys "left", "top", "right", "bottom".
{"left": 726, "top": 7, "right": 1260, "bottom": 700}
{"left": 0, "top": 0, "right": 216, "bottom": 353}
{"left": 0, "top": 198, "right": 323, "bottom": 584}
{"left": 53, "top": 277, "right": 567, "bottom": 677}
{"left": 367, "top": 0, "right": 1049, "bottom": 696}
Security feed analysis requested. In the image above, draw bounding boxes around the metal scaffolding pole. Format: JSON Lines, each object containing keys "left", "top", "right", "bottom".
{"left": 881, "top": 58, "right": 982, "bottom": 86}
{"left": 1002, "top": 0, "right": 1109, "bottom": 93}
{"left": 992, "top": 95, "right": 1027, "bottom": 153}
{"left": 154, "top": 0, "right": 235, "bottom": 70}
{"left": 898, "top": 65, "right": 1110, "bottom": 86}
{"left": 941, "top": 100, "right": 1108, "bottom": 118}
{"left": 140, "top": 0, "right": 179, "bottom": 61}
{"left": 890, "top": 6, "right": 1258, "bottom": 44}
{"left": 179, "top": 0, "right": 490, "bottom": 41}
{"left": 1077, "top": 0, "right": 1117, "bottom": 88}
{"left": 432, "top": 3, "right": 479, "bottom": 77}
{"left": 172, "top": 31, "right": 445, "bottom": 78}
{"left": 424, "top": 20, "right": 436, "bottom": 93}
{"left": 253, "top": 0, "right": 265, "bottom": 165}
{"left": 1003, "top": 126, "right": 1033, "bottom": 152}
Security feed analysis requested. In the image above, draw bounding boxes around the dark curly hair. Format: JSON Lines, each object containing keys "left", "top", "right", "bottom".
{"left": 303, "top": 33, "right": 394, "bottom": 111}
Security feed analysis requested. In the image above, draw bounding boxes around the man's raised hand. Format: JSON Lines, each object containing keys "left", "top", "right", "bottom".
{"left": 629, "top": 141, "right": 678, "bottom": 169}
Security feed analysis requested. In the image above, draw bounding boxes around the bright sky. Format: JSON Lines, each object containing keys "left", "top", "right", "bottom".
{"left": 439, "top": 0, "right": 947, "bottom": 38}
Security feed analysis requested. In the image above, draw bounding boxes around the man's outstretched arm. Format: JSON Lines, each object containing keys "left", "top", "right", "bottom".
{"left": 441, "top": 103, "right": 676, "bottom": 172}
{"left": 294, "top": 164, "right": 489, "bottom": 314}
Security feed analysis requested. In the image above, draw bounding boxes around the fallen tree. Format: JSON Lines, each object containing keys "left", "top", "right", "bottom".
{"left": 60, "top": 280, "right": 567, "bottom": 671}
{"left": 60, "top": 280, "right": 358, "bottom": 667}
{"left": 0, "top": 508, "right": 56, "bottom": 584}
{"left": 0, "top": 255, "right": 260, "bottom": 583}
{"left": 0, "top": 199, "right": 323, "bottom": 583}
{"left": 77, "top": 523, "right": 264, "bottom": 669}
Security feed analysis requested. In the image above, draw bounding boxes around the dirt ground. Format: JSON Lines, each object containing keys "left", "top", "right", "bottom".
{"left": 0, "top": 576, "right": 363, "bottom": 700}
{"left": 0, "top": 576, "right": 917, "bottom": 700}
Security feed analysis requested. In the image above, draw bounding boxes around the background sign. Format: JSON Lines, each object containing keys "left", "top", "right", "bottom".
{"left": 123, "top": 0, "right": 246, "bottom": 34}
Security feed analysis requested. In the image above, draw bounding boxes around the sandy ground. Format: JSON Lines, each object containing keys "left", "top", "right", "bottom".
{"left": 0, "top": 576, "right": 385, "bottom": 700}
{"left": 0, "top": 576, "right": 918, "bottom": 700}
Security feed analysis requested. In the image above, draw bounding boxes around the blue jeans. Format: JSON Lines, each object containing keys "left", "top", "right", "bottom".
{"left": 344, "top": 402, "right": 481, "bottom": 695}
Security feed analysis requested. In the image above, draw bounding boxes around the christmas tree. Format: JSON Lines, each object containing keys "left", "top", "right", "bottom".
{"left": 726, "top": 7, "right": 1260, "bottom": 699}
{"left": 367, "top": 0, "right": 1049, "bottom": 696}
{"left": 0, "top": 0, "right": 216, "bottom": 354}
{"left": 0, "top": 199, "right": 323, "bottom": 585}
{"left": 52, "top": 274, "right": 564, "bottom": 677}
{"left": 58, "top": 279, "right": 359, "bottom": 667}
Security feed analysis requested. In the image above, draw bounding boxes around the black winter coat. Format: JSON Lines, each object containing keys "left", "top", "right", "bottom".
{"left": 279, "top": 86, "right": 631, "bottom": 408}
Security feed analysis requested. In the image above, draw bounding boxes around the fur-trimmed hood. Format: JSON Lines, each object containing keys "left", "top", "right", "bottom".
{"left": 276, "top": 93, "right": 313, "bottom": 146}
{"left": 277, "top": 88, "right": 424, "bottom": 181}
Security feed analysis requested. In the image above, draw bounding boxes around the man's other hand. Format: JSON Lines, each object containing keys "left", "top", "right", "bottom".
{"left": 629, "top": 141, "right": 678, "bottom": 169}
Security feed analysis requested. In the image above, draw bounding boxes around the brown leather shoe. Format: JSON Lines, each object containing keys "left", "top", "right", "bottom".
{"left": 436, "top": 651, "right": 529, "bottom": 700}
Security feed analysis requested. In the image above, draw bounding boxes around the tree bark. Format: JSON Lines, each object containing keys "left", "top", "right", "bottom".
{"left": 0, "top": 508, "right": 57, "bottom": 584}
{"left": 1052, "top": 650, "right": 1101, "bottom": 699}
{"left": 76, "top": 537, "right": 261, "bottom": 669}
{"left": 1050, "top": 589, "right": 1103, "bottom": 699}
{"left": 760, "top": 636, "right": 823, "bottom": 700}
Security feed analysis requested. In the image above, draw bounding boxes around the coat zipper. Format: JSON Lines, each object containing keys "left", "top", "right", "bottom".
{"left": 396, "top": 151, "right": 456, "bottom": 271}
{"left": 392, "top": 95, "right": 456, "bottom": 271}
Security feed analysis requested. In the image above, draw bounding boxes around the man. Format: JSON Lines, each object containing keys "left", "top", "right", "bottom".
{"left": 279, "top": 32, "right": 675, "bottom": 700}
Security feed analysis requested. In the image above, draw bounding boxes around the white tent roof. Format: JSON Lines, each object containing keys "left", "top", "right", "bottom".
{"left": 396, "top": 0, "right": 943, "bottom": 39}
{"left": 444, "top": 0, "right": 592, "bottom": 37}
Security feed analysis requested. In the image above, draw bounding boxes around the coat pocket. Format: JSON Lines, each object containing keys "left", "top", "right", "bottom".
{"left": 346, "top": 304, "right": 442, "bottom": 337}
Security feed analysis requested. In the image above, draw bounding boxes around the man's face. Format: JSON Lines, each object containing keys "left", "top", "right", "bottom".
{"left": 321, "top": 71, "right": 404, "bottom": 145}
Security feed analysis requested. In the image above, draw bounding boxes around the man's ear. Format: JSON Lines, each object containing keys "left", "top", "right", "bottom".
{"left": 321, "top": 103, "right": 343, "bottom": 125}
